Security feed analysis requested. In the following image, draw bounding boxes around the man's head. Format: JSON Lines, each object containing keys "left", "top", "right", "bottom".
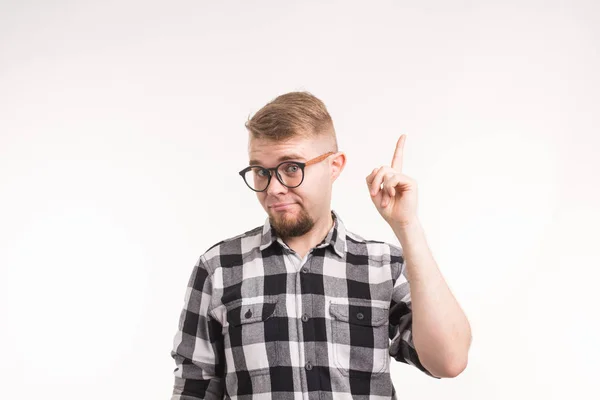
{"left": 243, "top": 91, "right": 346, "bottom": 238}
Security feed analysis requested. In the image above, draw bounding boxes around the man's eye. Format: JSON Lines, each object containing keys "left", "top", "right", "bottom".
{"left": 257, "top": 169, "right": 269, "bottom": 177}
{"left": 285, "top": 164, "right": 299, "bottom": 173}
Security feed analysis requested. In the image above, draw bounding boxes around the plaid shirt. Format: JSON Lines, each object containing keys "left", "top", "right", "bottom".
{"left": 171, "top": 209, "right": 438, "bottom": 400}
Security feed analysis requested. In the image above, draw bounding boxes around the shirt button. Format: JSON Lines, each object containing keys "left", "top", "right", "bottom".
{"left": 305, "top": 362, "right": 313, "bottom": 370}
{"left": 301, "top": 267, "right": 309, "bottom": 273}
{"left": 301, "top": 313, "right": 309, "bottom": 322}
{"left": 356, "top": 312, "right": 364, "bottom": 320}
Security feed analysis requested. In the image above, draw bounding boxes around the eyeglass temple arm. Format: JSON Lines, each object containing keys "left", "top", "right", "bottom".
{"left": 304, "top": 151, "right": 336, "bottom": 166}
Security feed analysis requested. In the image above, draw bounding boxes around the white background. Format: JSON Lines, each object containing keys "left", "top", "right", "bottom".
{"left": 1, "top": 1, "right": 599, "bottom": 399}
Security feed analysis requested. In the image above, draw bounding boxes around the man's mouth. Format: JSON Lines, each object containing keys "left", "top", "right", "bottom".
{"left": 270, "top": 203, "right": 295, "bottom": 211}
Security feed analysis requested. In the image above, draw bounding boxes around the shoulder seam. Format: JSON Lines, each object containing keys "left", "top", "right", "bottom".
{"left": 202, "top": 225, "right": 263, "bottom": 255}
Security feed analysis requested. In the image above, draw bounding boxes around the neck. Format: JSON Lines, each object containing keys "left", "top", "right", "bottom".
{"left": 282, "top": 210, "right": 334, "bottom": 259}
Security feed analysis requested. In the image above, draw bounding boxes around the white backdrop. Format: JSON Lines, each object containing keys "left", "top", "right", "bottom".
{"left": 1, "top": 1, "right": 599, "bottom": 399}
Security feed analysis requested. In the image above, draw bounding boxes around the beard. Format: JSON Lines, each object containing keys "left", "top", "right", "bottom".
{"left": 269, "top": 205, "right": 314, "bottom": 238}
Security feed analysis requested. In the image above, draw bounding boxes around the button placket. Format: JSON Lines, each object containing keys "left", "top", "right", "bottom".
{"left": 299, "top": 251, "right": 312, "bottom": 273}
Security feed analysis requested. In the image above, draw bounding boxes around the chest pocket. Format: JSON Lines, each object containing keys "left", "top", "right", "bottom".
{"left": 224, "top": 299, "right": 280, "bottom": 376}
{"left": 329, "top": 301, "right": 390, "bottom": 376}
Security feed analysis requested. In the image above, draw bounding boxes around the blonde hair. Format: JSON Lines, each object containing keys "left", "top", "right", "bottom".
{"left": 245, "top": 91, "right": 338, "bottom": 150}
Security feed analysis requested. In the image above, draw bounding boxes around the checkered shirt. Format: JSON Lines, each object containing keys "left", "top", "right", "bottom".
{"left": 171, "top": 209, "right": 437, "bottom": 400}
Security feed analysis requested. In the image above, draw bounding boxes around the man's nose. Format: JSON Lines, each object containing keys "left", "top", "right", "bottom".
{"left": 266, "top": 173, "right": 288, "bottom": 196}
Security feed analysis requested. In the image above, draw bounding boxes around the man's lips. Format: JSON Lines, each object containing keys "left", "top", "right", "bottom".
{"left": 269, "top": 203, "right": 295, "bottom": 210}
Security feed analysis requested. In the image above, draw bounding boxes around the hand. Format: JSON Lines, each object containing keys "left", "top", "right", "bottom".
{"left": 366, "top": 134, "right": 419, "bottom": 227}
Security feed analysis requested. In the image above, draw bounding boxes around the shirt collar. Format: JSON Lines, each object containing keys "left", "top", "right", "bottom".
{"left": 259, "top": 209, "right": 347, "bottom": 257}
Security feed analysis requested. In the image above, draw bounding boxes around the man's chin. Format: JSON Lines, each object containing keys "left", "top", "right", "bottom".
{"left": 269, "top": 210, "right": 314, "bottom": 238}
{"left": 271, "top": 212, "right": 296, "bottom": 228}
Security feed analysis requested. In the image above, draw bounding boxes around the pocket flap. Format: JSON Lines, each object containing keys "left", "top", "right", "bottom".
{"left": 227, "top": 301, "right": 277, "bottom": 327}
{"left": 330, "top": 302, "right": 388, "bottom": 327}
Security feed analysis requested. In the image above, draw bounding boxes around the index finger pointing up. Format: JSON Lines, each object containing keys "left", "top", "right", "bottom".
{"left": 391, "top": 134, "right": 406, "bottom": 171}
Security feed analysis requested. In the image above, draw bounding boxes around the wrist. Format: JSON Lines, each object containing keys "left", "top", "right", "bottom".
{"left": 390, "top": 216, "right": 421, "bottom": 232}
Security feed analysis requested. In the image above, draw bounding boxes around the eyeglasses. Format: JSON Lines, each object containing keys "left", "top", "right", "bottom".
{"left": 239, "top": 151, "right": 335, "bottom": 192}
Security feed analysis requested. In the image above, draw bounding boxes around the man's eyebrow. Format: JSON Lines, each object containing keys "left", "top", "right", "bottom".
{"left": 249, "top": 153, "right": 306, "bottom": 166}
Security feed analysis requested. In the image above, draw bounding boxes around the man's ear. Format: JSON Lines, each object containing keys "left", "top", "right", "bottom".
{"left": 330, "top": 152, "right": 346, "bottom": 182}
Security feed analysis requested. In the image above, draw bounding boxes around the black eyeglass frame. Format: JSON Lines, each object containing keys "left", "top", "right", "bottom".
{"left": 238, "top": 151, "right": 335, "bottom": 192}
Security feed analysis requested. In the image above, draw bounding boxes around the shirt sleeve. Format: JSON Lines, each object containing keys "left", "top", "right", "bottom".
{"left": 388, "top": 254, "right": 441, "bottom": 379}
{"left": 171, "top": 255, "right": 226, "bottom": 399}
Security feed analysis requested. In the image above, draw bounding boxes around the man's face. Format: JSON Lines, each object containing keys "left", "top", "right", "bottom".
{"left": 247, "top": 135, "right": 341, "bottom": 238}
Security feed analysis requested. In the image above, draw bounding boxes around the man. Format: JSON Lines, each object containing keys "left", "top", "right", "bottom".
{"left": 170, "top": 91, "right": 472, "bottom": 399}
